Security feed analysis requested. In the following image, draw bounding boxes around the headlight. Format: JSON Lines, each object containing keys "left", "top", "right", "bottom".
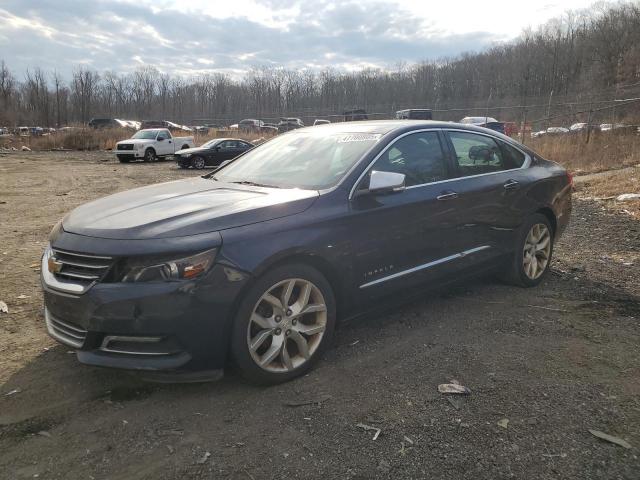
{"left": 120, "top": 248, "right": 217, "bottom": 282}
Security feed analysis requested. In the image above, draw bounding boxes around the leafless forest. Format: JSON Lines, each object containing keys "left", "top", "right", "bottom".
{"left": 1, "top": 2, "right": 639, "bottom": 127}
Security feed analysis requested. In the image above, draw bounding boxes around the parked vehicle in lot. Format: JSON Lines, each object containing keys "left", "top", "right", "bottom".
{"left": 140, "top": 120, "right": 192, "bottom": 132}
{"left": 89, "top": 118, "right": 140, "bottom": 130}
{"left": 42, "top": 121, "right": 571, "bottom": 384}
{"left": 239, "top": 119, "right": 264, "bottom": 132}
{"left": 569, "top": 123, "right": 588, "bottom": 133}
{"left": 531, "top": 130, "right": 547, "bottom": 138}
{"left": 313, "top": 119, "right": 331, "bottom": 126}
{"left": 277, "top": 117, "right": 304, "bottom": 133}
{"left": 395, "top": 109, "right": 433, "bottom": 120}
{"left": 545, "top": 126, "right": 570, "bottom": 135}
{"left": 260, "top": 124, "right": 279, "bottom": 135}
{"left": 460, "top": 116, "right": 505, "bottom": 134}
{"left": 599, "top": 123, "right": 636, "bottom": 134}
{"left": 344, "top": 109, "right": 368, "bottom": 121}
{"left": 175, "top": 138, "right": 254, "bottom": 169}
{"left": 114, "top": 128, "right": 195, "bottom": 163}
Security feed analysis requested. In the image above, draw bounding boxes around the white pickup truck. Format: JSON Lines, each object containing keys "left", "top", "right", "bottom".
{"left": 114, "top": 128, "right": 195, "bottom": 163}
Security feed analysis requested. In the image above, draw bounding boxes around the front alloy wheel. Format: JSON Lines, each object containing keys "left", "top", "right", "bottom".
{"left": 144, "top": 148, "right": 156, "bottom": 162}
{"left": 231, "top": 264, "right": 336, "bottom": 384}
{"left": 247, "top": 278, "right": 327, "bottom": 372}
{"left": 191, "top": 156, "right": 206, "bottom": 169}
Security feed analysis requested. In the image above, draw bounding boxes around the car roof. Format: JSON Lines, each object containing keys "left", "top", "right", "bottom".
{"left": 208, "top": 137, "right": 251, "bottom": 143}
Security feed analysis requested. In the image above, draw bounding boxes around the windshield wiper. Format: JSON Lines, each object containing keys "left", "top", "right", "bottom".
{"left": 230, "top": 181, "right": 281, "bottom": 188}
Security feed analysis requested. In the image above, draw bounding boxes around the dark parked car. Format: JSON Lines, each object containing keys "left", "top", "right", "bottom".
{"left": 344, "top": 109, "right": 368, "bottom": 121}
{"left": 460, "top": 116, "right": 505, "bottom": 134}
{"left": 277, "top": 117, "right": 304, "bottom": 133}
{"left": 396, "top": 109, "right": 433, "bottom": 120}
{"left": 175, "top": 138, "right": 254, "bottom": 169}
{"left": 41, "top": 121, "right": 571, "bottom": 384}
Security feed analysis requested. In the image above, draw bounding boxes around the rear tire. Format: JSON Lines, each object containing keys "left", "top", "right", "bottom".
{"left": 230, "top": 263, "right": 336, "bottom": 385}
{"left": 500, "top": 213, "right": 554, "bottom": 287}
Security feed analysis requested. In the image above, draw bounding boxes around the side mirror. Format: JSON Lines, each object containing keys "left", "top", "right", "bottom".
{"left": 356, "top": 170, "right": 406, "bottom": 197}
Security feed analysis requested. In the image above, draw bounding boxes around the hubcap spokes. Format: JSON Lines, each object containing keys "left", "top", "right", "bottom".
{"left": 523, "top": 223, "right": 551, "bottom": 280}
{"left": 247, "top": 278, "right": 327, "bottom": 372}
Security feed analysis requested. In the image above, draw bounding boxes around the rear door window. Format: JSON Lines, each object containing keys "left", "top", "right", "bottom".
{"left": 447, "top": 131, "right": 512, "bottom": 177}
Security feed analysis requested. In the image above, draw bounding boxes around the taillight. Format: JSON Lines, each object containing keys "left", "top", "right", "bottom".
{"left": 566, "top": 171, "right": 574, "bottom": 189}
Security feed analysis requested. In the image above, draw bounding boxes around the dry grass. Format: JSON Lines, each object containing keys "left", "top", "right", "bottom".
{"left": 0, "top": 128, "right": 270, "bottom": 151}
{"left": 3, "top": 126, "right": 638, "bottom": 178}
{"left": 575, "top": 165, "right": 640, "bottom": 218}
{"left": 528, "top": 131, "right": 640, "bottom": 174}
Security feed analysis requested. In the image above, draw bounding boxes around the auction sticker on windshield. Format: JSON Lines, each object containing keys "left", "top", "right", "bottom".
{"left": 338, "top": 134, "right": 382, "bottom": 143}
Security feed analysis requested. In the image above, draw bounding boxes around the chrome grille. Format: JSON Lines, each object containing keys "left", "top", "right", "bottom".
{"left": 45, "top": 308, "right": 87, "bottom": 348}
{"left": 51, "top": 249, "right": 113, "bottom": 283}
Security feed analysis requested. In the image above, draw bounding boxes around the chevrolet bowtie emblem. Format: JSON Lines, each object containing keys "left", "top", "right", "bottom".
{"left": 48, "top": 256, "right": 63, "bottom": 274}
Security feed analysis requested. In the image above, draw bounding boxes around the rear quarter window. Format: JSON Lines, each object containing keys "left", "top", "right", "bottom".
{"left": 499, "top": 141, "right": 527, "bottom": 169}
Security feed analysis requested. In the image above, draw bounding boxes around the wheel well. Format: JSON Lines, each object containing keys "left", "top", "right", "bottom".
{"left": 536, "top": 207, "right": 557, "bottom": 234}
{"left": 145, "top": 147, "right": 155, "bottom": 153}
{"left": 255, "top": 254, "right": 346, "bottom": 316}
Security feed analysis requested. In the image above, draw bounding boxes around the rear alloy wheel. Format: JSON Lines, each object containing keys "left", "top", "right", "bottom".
{"left": 231, "top": 264, "right": 336, "bottom": 384}
{"left": 523, "top": 223, "right": 551, "bottom": 280}
{"left": 191, "top": 156, "right": 206, "bottom": 169}
{"left": 500, "top": 213, "right": 554, "bottom": 287}
{"left": 143, "top": 148, "right": 157, "bottom": 162}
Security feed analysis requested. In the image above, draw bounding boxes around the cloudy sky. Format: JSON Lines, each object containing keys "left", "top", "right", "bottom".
{"left": 0, "top": 0, "right": 613, "bottom": 78}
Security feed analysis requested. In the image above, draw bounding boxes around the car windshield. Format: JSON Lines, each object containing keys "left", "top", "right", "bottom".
{"left": 132, "top": 130, "right": 159, "bottom": 139}
{"left": 201, "top": 139, "right": 222, "bottom": 148}
{"left": 212, "top": 131, "right": 381, "bottom": 189}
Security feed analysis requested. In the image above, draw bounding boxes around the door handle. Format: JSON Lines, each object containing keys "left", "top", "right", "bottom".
{"left": 503, "top": 179, "right": 519, "bottom": 190}
{"left": 437, "top": 191, "right": 459, "bottom": 201}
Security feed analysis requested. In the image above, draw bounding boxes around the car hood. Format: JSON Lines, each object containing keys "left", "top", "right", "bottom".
{"left": 118, "top": 139, "right": 154, "bottom": 146}
{"left": 175, "top": 146, "right": 209, "bottom": 156}
{"left": 62, "top": 177, "right": 319, "bottom": 240}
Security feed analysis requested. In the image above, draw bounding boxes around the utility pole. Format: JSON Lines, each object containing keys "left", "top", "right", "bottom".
{"left": 546, "top": 90, "right": 554, "bottom": 129}
{"left": 485, "top": 88, "right": 492, "bottom": 124}
{"left": 586, "top": 99, "right": 594, "bottom": 144}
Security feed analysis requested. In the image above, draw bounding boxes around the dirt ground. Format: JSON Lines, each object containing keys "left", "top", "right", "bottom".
{"left": 0, "top": 151, "right": 639, "bottom": 479}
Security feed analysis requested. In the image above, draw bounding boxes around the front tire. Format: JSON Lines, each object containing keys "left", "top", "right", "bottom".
{"left": 191, "top": 156, "right": 206, "bottom": 170}
{"left": 501, "top": 213, "right": 554, "bottom": 287}
{"left": 143, "top": 148, "right": 157, "bottom": 162}
{"left": 230, "top": 264, "right": 336, "bottom": 385}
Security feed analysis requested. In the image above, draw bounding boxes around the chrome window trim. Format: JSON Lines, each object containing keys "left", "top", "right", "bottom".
{"left": 359, "top": 245, "right": 491, "bottom": 289}
{"left": 347, "top": 128, "right": 440, "bottom": 199}
{"left": 348, "top": 128, "right": 531, "bottom": 199}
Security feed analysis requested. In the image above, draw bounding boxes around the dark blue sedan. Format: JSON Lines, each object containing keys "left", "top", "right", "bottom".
{"left": 41, "top": 121, "right": 572, "bottom": 384}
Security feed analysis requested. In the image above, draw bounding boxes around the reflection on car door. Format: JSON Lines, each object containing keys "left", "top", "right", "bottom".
{"left": 443, "top": 130, "right": 530, "bottom": 258}
{"left": 348, "top": 130, "right": 473, "bottom": 298}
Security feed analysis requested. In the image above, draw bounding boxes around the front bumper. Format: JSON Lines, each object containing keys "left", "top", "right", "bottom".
{"left": 115, "top": 150, "right": 144, "bottom": 160}
{"left": 42, "top": 247, "right": 251, "bottom": 374}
